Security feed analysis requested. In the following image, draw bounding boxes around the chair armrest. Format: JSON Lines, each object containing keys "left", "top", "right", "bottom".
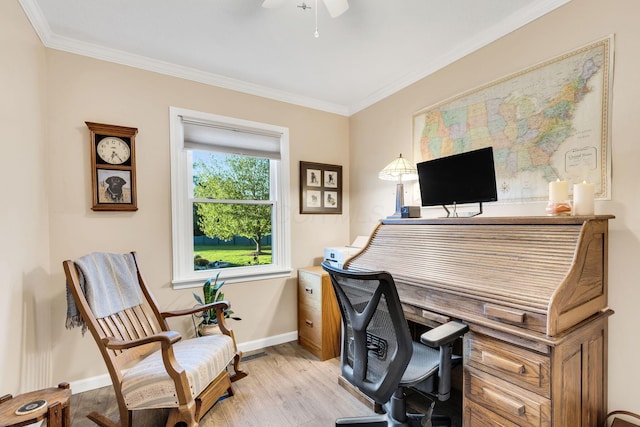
{"left": 102, "top": 330, "right": 181, "bottom": 350}
{"left": 103, "top": 330, "right": 191, "bottom": 403}
{"left": 162, "top": 301, "right": 235, "bottom": 337}
{"left": 420, "top": 320, "right": 469, "bottom": 348}
{"left": 161, "top": 301, "right": 230, "bottom": 319}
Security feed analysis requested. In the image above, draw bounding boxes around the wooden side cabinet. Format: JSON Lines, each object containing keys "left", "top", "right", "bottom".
{"left": 298, "top": 266, "right": 341, "bottom": 360}
{"left": 463, "top": 312, "right": 609, "bottom": 426}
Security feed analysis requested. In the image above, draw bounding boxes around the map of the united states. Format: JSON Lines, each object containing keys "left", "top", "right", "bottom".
{"left": 413, "top": 38, "right": 610, "bottom": 202}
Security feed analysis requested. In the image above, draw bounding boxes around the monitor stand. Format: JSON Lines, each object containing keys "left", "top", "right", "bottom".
{"left": 442, "top": 202, "right": 483, "bottom": 218}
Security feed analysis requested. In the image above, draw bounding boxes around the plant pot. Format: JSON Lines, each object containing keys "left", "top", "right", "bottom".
{"left": 198, "top": 323, "right": 220, "bottom": 336}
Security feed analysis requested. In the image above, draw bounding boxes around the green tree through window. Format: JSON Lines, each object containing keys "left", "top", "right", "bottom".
{"left": 193, "top": 154, "right": 273, "bottom": 265}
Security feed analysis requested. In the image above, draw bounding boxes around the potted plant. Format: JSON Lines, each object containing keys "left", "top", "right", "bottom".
{"left": 193, "top": 272, "right": 241, "bottom": 336}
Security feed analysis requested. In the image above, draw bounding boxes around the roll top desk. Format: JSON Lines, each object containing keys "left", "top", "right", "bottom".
{"left": 344, "top": 215, "right": 614, "bottom": 427}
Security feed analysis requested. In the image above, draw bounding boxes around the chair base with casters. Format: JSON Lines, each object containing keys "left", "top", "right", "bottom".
{"left": 321, "top": 261, "right": 468, "bottom": 427}
{"left": 336, "top": 389, "right": 452, "bottom": 427}
{"left": 336, "top": 340, "right": 468, "bottom": 427}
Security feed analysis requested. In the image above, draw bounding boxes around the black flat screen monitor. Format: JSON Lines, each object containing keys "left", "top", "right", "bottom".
{"left": 417, "top": 147, "right": 498, "bottom": 214}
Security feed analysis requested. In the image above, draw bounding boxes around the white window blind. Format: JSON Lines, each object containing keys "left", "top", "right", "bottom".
{"left": 182, "top": 118, "right": 282, "bottom": 159}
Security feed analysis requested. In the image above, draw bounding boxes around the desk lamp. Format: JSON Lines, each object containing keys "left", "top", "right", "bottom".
{"left": 378, "top": 153, "right": 418, "bottom": 218}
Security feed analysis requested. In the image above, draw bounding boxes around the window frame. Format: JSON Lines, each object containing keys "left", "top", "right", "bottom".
{"left": 169, "top": 106, "right": 291, "bottom": 289}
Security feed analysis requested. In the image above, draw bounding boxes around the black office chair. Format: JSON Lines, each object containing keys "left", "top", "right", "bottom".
{"left": 322, "top": 261, "right": 468, "bottom": 427}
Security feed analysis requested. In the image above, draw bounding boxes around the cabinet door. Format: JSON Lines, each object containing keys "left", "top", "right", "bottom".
{"left": 551, "top": 317, "right": 608, "bottom": 427}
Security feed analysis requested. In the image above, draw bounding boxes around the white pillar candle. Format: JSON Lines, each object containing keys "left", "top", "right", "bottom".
{"left": 573, "top": 181, "right": 595, "bottom": 215}
{"left": 549, "top": 179, "right": 569, "bottom": 202}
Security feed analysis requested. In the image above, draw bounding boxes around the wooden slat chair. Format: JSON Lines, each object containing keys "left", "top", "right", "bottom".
{"left": 63, "top": 251, "right": 247, "bottom": 427}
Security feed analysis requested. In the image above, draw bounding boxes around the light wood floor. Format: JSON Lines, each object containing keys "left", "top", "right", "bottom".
{"left": 70, "top": 341, "right": 461, "bottom": 426}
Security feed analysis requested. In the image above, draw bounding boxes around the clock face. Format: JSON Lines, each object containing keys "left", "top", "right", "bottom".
{"left": 97, "top": 136, "right": 131, "bottom": 165}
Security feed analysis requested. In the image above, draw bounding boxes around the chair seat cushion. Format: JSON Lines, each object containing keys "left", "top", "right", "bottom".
{"left": 121, "top": 333, "right": 235, "bottom": 410}
{"left": 401, "top": 341, "right": 440, "bottom": 386}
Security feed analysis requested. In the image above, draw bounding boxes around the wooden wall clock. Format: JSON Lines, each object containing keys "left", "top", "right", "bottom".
{"left": 85, "top": 122, "right": 138, "bottom": 211}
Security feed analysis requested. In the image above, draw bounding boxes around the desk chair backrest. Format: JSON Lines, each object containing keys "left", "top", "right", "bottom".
{"left": 322, "top": 261, "right": 413, "bottom": 404}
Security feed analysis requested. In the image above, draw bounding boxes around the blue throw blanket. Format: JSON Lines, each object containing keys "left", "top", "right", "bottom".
{"left": 66, "top": 252, "right": 144, "bottom": 333}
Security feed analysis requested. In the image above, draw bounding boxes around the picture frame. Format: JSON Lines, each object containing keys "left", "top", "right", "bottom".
{"left": 96, "top": 169, "right": 133, "bottom": 205}
{"left": 300, "top": 161, "right": 342, "bottom": 214}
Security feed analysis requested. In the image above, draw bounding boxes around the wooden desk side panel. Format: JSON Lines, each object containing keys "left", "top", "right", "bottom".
{"left": 321, "top": 274, "right": 342, "bottom": 360}
{"left": 548, "top": 219, "right": 609, "bottom": 335}
{"left": 552, "top": 315, "right": 608, "bottom": 427}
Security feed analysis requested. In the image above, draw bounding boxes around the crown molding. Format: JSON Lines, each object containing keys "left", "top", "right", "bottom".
{"left": 18, "top": 0, "right": 350, "bottom": 116}
{"left": 347, "top": 0, "right": 571, "bottom": 115}
{"left": 18, "top": 0, "right": 53, "bottom": 41}
{"left": 51, "top": 34, "right": 352, "bottom": 116}
{"left": 19, "top": 0, "right": 569, "bottom": 118}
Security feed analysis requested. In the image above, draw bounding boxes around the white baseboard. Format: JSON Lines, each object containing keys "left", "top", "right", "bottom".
{"left": 69, "top": 373, "right": 113, "bottom": 394}
{"left": 237, "top": 330, "right": 298, "bottom": 353}
{"left": 68, "top": 331, "right": 298, "bottom": 394}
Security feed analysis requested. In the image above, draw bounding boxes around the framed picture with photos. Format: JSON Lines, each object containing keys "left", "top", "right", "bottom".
{"left": 300, "top": 161, "right": 342, "bottom": 214}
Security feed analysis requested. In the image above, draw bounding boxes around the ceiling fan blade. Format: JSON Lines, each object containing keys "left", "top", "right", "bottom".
{"left": 322, "top": 0, "right": 349, "bottom": 17}
{"left": 262, "top": 0, "right": 286, "bottom": 9}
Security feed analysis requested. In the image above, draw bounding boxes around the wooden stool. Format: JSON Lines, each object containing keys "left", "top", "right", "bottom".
{"left": 0, "top": 382, "right": 71, "bottom": 427}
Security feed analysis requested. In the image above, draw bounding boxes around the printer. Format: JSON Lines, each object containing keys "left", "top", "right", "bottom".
{"left": 323, "top": 236, "right": 368, "bottom": 269}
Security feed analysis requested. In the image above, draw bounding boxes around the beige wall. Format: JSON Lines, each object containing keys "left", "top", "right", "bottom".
{"left": 0, "top": 1, "right": 49, "bottom": 393}
{"left": 350, "top": 0, "right": 640, "bottom": 416}
{"left": 1, "top": 0, "right": 350, "bottom": 394}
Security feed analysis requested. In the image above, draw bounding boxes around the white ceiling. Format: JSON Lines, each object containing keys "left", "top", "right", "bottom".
{"left": 19, "top": 0, "right": 569, "bottom": 116}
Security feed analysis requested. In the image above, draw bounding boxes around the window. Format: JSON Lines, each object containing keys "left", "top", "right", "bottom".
{"left": 169, "top": 107, "right": 291, "bottom": 288}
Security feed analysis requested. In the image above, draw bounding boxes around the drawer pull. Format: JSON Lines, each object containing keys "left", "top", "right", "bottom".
{"left": 305, "top": 320, "right": 314, "bottom": 327}
{"left": 484, "top": 304, "right": 526, "bottom": 324}
{"left": 481, "top": 351, "right": 525, "bottom": 374}
{"left": 305, "top": 287, "right": 313, "bottom": 294}
{"left": 482, "top": 387, "right": 526, "bottom": 417}
{"left": 421, "top": 309, "right": 450, "bottom": 324}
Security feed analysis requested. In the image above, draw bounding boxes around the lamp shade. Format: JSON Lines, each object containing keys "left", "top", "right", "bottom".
{"left": 378, "top": 154, "right": 418, "bottom": 182}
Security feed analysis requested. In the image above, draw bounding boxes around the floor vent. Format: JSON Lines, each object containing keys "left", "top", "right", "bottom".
{"left": 243, "top": 351, "right": 268, "bottom": 362}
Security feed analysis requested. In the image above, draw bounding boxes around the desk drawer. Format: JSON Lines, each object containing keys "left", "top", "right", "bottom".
{"left": 298, "top": 303, "right": 322, "bottom": 345}
{"left": 464, "top": 399, "right": 519, "bottom": 427}
{"left": 465, "top": 333, "right": 550, "bottom": 397}
{"left": 298, "top": 271, "right": 322, "bottom": 307}
{"left": 465, "top": 367, "right": 551, "bottom": 426}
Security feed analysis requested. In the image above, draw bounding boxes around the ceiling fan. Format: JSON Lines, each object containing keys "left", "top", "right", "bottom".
{"left": 262, "top": 0, "right": 350, "bottom": 18}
